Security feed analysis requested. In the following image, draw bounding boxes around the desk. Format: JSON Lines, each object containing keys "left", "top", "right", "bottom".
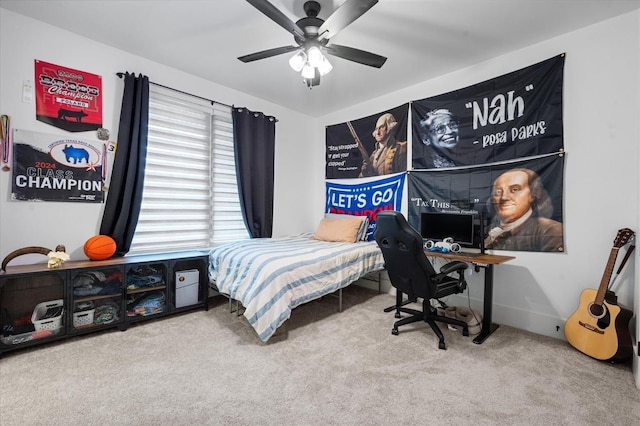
{"left": 426, "top": 251, "right": 515, "bottom": 344}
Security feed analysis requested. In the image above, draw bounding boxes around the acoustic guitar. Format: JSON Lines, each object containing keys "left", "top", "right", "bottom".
{"left": 564, "top": 228, "right": 634, "bottom": 362}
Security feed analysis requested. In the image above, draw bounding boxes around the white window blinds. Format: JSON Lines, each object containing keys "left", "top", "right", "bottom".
{"left": 128, "top": 84, "right": 248, "bottom": 254}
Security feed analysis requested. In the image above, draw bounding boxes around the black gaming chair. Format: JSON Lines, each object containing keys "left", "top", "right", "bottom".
{"left": 374, "top": 211, "right": 470, "bottom": 349}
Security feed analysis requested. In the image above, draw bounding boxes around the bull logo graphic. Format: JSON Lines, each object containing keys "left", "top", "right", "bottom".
{"left": 58, "top": 108, "right": 88, "bottom": 122}
{"left": 62, "top": 144, "right": 89, "bottom": 164}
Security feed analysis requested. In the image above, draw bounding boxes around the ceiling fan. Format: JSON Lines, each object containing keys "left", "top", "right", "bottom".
{"left": 238, "top": 0, "right": 387, "bottom": 87}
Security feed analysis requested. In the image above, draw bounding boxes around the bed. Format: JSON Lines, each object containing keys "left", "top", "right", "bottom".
{"left": 208, "top": 232, "right": 384, "bottom": 342}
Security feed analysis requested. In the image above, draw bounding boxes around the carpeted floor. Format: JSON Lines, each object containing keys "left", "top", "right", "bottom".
{"left": 0, "top": 285, "right": 638, "bottom": 425}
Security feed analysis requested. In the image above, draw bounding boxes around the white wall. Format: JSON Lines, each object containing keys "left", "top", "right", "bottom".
{"left": 319, "top": 9, "right": 640, "bottom": 346}
{"left": 0, "top": 9, "right": 317, "bottom": 264}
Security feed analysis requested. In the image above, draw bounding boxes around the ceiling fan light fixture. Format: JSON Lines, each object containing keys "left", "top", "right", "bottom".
{"left": 288, "top": 50, "right": 307, "bottom": 72}
{"left": 306, "top": 46, "right": 324, "bottom": 67}
{"left": 241, "top": 0, "right": 386, "bottom": 88}
{"left": 317, "top": 56, "right": 333, "bottom": 76}
{"left": 301, "top": 62, "right": 316, "bottom": 79}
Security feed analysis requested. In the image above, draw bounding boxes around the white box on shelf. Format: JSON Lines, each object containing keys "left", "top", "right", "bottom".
{"left": 31, "top": 299, "right": 64, "bottom": 332}
{"left": 175, "top": 269, "right": 199, "bottom": 308}
{"left": 73, "top": 309, "right": 96, "bottom": 328}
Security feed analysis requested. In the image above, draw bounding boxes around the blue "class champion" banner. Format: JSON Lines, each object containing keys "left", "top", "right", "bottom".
{"left": 11, "top": 129, "right": 105, "bottom": 202}
{"left": 325, "top": 173, "right": 405, "bottom": 241}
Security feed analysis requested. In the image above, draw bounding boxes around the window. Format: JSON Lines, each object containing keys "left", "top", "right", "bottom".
{"left": 128, "top": 85, "right": 248, "bottom": 254}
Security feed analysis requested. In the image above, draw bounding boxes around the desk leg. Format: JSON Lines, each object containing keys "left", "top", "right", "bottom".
{"left": 473, "top": 264, "right": 498, "bottom": 344}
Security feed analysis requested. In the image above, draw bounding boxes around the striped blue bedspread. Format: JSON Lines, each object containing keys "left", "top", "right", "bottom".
{"left": 208, "top": 234, "right": 384, "bottom": 342}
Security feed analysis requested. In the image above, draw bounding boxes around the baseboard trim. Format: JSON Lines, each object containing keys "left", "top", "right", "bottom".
{"left": 445, "top": 294, "right": 567, "bottom": 341}
{"left": 355, "top": 277, "right": 568, "bottom": 341}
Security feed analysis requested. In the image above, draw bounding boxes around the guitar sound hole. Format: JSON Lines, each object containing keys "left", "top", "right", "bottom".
{"left": 597, "top": 309, "right": 611, "bottom": 329}
{"left": 588, "top": 302, "right": 605, "bottom": 318}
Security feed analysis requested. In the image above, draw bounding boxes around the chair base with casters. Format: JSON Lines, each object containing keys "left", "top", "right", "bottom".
{"left": 391, "top": 293, "right": 470, "bottom": 350}
{"left": 383, "top": 295, "right": 417, "bottom": 315}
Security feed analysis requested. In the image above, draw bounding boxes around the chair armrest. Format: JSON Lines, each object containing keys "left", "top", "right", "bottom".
{"left": 439, "top": 261, "right": 468, "bottom": 275}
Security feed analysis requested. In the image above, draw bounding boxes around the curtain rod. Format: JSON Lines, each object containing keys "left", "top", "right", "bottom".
{"left": 116, "top": 72, "right": 232, "bottom": 108}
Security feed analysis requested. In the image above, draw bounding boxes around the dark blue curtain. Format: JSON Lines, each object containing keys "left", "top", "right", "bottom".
{"left": 99, "top": 73, "right": 149, "bottom": 255}
{"left": 232, "top": 107, "right": 276, "bottom": 238}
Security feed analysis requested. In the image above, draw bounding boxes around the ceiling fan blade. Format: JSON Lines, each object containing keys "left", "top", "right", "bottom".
{"left": 238, "top": 45, "right": 300, "bottom": 63}
{"left": 325, "top": 44, "right": 387, "bottom": 68}
{"left": 246, "top": 0, "right": 305, "bottom": 40}
{"left": 317, "top": 0, "right": 378, "bottom": 41}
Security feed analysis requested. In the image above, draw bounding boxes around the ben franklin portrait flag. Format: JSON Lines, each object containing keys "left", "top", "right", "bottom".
{"left": 412, "top": 54, "right": 565, "bottom": 169}
{"left": 407, "top": 153, "right": 564, "bottom": 253}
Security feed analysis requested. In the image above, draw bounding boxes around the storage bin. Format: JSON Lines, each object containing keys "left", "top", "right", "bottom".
{"left": 31, "top": 299, "right": 64, "bottom": 332}
{"left": 73, "top": 309, "right": 95, "bottom": 328}
{"left": 175, "top": 269, "right": 199, "bottom": 308}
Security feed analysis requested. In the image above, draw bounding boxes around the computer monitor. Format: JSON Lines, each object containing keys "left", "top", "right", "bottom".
{"left": 420, "top": 212, "right": 476, "bottom": 247}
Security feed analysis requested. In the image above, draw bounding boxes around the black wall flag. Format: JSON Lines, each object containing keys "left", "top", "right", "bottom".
{"left": 408, "top": 154, "right": 565, "bottom": 253}
{"left": 326, "top": 104, "right": 408, "bottom": 179}
{"left": 412, "top": 54, "right": 565, "bottom": 169}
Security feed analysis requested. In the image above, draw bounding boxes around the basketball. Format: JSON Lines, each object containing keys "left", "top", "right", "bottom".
{"left": 83, "top": 235, "right": 117, "bottom": 260}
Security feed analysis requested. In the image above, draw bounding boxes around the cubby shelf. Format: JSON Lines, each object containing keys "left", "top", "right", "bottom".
{"left": 0, "top": 251, "right": 208, "bottom": 355}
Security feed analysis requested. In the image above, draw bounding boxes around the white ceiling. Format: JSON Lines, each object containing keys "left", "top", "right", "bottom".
{"left": 2, "top": 0, "right": 639, "bottom": 117}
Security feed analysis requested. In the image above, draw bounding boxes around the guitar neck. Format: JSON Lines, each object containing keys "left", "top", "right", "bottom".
{"left": 594, "top": 247, "right": 619, "bottom": 305}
